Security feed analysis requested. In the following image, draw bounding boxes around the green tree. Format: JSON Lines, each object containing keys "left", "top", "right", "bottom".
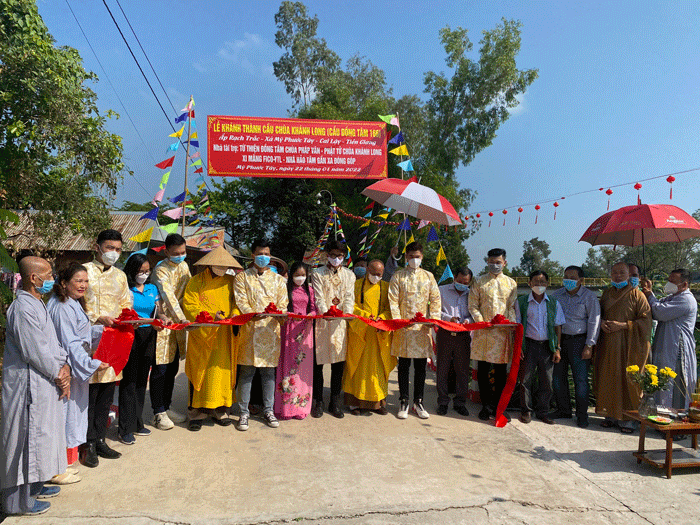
{"left": 0, "top": 0, "right": 126, "bottom": 240}
{"left": 272, "top": 0, "right": 340, "bottom": 109}
{"left": 582, "top": 246, "right": 619, "bottom": 278}
{"left": 517, "top": 237, "right": 564, "bottom": 277}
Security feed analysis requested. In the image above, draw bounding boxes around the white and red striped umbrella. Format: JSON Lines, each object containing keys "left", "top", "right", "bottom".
{"left": 361, "top": 176, "right": 462, "bottom": 226}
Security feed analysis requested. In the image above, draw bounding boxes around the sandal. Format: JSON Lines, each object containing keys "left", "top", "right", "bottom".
{"left": 600, "top": 420, "right": 615, "bottom": 428}
{"left": 620, "top": 426, "right": 634, "bottom": 434}
{"left": 188, "top": 419, "right": 203, "bottom": 432}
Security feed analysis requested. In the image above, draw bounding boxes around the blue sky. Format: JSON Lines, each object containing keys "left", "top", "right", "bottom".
{"left": 38, "top": 1, "right": 700, "bottom": 269}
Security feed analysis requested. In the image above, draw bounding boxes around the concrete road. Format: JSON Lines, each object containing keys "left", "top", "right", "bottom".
{"left": 4, "top": 369, "right": 699, "bottom": 524}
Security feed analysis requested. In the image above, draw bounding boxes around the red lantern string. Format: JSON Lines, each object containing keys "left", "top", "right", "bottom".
{"left": 488, "top": 211, "right": 494, "bottom": 227}
{"left": 502, "top": 209, "right": 508, "bottom": 226}
{"left": 517, "top": 207, "right": 523, "bottom": 225}
{"left": 553, "top": 201, "right": 559, "bottom": 220}
{"left": 634, "top": 182, "right": 642, "bottom": 205}
{"left": 534, "top": 204, "right": 541, "bottom": 224}
{"left": 605, "top": 188, "right": 613, "bottom": 210}
{"left": 667, "top": 175, "right": 675, "bottom": 199}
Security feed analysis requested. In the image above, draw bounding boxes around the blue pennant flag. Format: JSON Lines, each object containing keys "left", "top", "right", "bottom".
{"left": 388, "top": 131, "right": 404, "bottom": 145}
{"left": 397, "top": 159, "right": 414, "bottom": 172}
{"left": 190, "top": 120, "right": 196, "bottom": 128}
{"left": 189, "top": 140, "right": 199, "bottom": 148}
{"left": 139, "top": 207, "right": 159, "bottom": 221}
{"left": 126, "top": 248, "right": 148, "bottom": 262}
{"left": 438, "top": 264, "right": 454, "bottom": 284}
{"left": 175, "top": 112, "right": 188, "bottom": 123}
{"left": 167, "top": 141, "right": 179, "bottom": 152}
{"left": 396, "top": 217, "right": 411, "bottom": 231}
{"left": 427, "top": 225, "right": 439, "bottom": 242}
{"left": 169, "top": 191, "right": 186, "bottom": 203}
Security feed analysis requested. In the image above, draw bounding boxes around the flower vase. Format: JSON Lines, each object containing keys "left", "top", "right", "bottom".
{"left": 638, "top": 392, "right": 657, "bottom": 417}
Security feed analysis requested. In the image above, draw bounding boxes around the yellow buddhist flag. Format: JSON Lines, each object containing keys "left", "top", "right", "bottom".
{"left": 129, "top": 226, "right": 154, "bottom": 243}
{"left": 402, "top": 234, "right": 415, "bottom": 253}
{"left": 190, "top": 131, "right": 198, "bottom": 139}
{"left": 361, "top": 220, "right": 371, "bottom": 228}
{"left": 389, "top": 145, "right": 409, "bottom": 156}
{"left": 436, "top": 246, "right": 446, "bottom": 265}
{"left": 377, "top": 213, "right": 389, "bottom": 219}
{"left": 169, "top": 125, "right": 184, "bottom": 138}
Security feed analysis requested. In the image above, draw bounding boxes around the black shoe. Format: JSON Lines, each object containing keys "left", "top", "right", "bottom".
{"left": 520, "top": 412, "right": 532, "bottom": 424}
{"left": 350, "top": 408, "right": 362, "bottom": 416}
{"left": 550, "top": 411, "right": 573, "bottom": 419}
{"left": 537, "top": 416, "right": 556, "bottom": 425}
{"left": 577, "top": 418, "right": 589, "bottom": 428}
{"left": 79, "top": 442, "right": 99, "bottom": 468}
{"left": 188, "top": 419, "right": 203, "bottom": 431}
{"left": 454, "top": 405, "right": 470, "bottom": 417}
{"left": 329, "top": 400, "right": 345, "bottom": 419}
{"left": 478, "top": 407, "right": 491, "bottom": 421}
{"left": 374, "top": 406, "right": 388, "bottom": 415}
{"left": 310, "top": 399, "right": 323, "bottom": 418}
{"left": 95, "top": 439, "right": 121, "bottom": 459}
{"left": 437, "top": 405, "right": 448, "bottom": 416}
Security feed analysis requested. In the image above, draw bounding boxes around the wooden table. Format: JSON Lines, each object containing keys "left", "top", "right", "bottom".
{"left": 623, "top": 410, "right": 700, "bottom": 478}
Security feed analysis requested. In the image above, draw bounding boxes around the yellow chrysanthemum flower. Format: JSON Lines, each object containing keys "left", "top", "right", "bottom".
{"left": 667, "top": 369, "right": 677, "bottom": 379}
{"left": 626, "top": 365, "right": 640, "bottom": 373}
{"left": 651, "top": 375, "right": 659, "bottom": 386}
{"left": 645, "top": 364, "right": 658, "bottom": 373}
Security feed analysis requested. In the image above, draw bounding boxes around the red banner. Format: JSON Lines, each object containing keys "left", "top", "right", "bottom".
{"left": 207, "top": 116, "right": 388, "bottom": 179}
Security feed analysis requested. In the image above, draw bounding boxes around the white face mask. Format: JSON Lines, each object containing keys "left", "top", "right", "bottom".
{"left": 135, "top": 272, "right": 149, "bottom": 284}
{"left": 408, "top": 257, "right": 422, "bottom": 269}
{"left": 664, "top": 281, "right": 679, "bottom": 295}
{"left": 100, "top": 249, "right": 120, "bottom": 267}
{"left": 532, "top": 286, "right": 547, "bottom": 295}
{"left": 368, "top": 274, "right": 382, "bottom": 285}
{"left": 211, "top": 266, "right": 228, "bottom": 277}
{"left": 293, "top": 276, "right": 306, "bottom": 286}
{"left": 329, "top": 256, "right": 344, "bottom": 267}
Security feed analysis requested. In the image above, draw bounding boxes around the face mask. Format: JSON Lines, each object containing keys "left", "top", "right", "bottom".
{"left": 135, "top": 273, "right": 149, "bottom": 284}
{"left": 293, "top": 276, "right": 306, "bottom": 286}
{"left": 36, "top": 278, "right": 55, "bottom": 295}
{"left": 328, "top": 256, "right": 344, "bottom": 267}
{"left": 100, "top": 249, "right": 120, "bottom": 267}
{"left": 368, "top": 274, "right": 382, "bottom": 285}
{"left": 254, "top": 255, "right": 271, "bottom": 268}
{"left": 211, "top": 266, "right": 227, "bottom": 277}
{"left": 267, "top": 265, "right": 278, "bottom": 274}
{"left": 562, "top": 279, "right": 579, "bottom": 291}
{"left": 532, "top": 285, "right": 547, "bottom": 295}
{"left": 169, "top": 255, "right": 186, "bottom": 265}
{"left": 629, "top": 277, "right": 640, "bottom": 288}
{"left": 408, "top": 257, "right": 422, "bottom": 269}
{"left": 664, "top": 281, "right": 679, "bottom": 295}
{"left": 454, "top": 282, "right": 469, "bottom": 292}
{"left": 354, "top": 267, "right": 367, "bottom": 278}
{"left": 488, "top": 263, "right": 503, "bottom": 274}
{"left": 611, "top": 280, "right": 628, "bottom": 289}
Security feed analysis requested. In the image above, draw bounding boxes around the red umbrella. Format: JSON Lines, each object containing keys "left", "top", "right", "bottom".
{"left": 580, "top": 204, "right": 700, "bottom": 273}
{"left": 361, "top": 176, "right": 462, "bottom": 226}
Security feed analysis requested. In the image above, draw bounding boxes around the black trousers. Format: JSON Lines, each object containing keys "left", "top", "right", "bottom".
{"left": 313, "top": 351, "right": 344, "bottom": 402}
{"left": 118, "top": 326, "right": 156, "bottom": 436}
{"left": 436, "top": 329, "right": 471, "bottom": 407}
{"left": 476, "top": 361, "right": 507, "bottom": 411}
{"left": 519, "top": 338, "right": 554, "bottom": 418}
{"left": 149, "top": 348, "right": 179, "bottom": 415}
{"left": 87, "top": 382, "right": 116, "bottom": 443}
{"left": 398, "top": 357, "right": 427, "bottom": 403}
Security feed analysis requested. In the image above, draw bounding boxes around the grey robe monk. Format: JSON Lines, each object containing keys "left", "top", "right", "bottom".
{"left": 642, "top": 270, "right": 698, "bottom": 409}
{"left": 1, "top": 257, "right": 70, "bottom": 515}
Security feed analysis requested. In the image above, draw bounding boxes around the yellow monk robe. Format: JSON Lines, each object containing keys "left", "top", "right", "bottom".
{"left": 343, "top": 278, "right": 396, "bottom": 407}
{"left": 183, "top": 269, "right": 239, "bottom": 409}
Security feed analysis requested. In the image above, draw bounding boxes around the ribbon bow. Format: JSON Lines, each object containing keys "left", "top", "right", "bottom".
{"left": 195, "top": 311, "right": 215, "bottom": 324}
{"left": 409, "top": 312, "right": 428, "bottom": 323}
{"left": 116, "top": 308, "right": 140, "bottom": 322}
{"left": 322, "top": 305, "right": 347, "bottom": 318}
{"left": 264, "top": 303, "right": 284, "bottom": 315}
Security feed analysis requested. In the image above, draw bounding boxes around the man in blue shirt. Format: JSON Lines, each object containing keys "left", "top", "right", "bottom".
{"left": 551, "top": 266, "right": 601, "bottom": 428}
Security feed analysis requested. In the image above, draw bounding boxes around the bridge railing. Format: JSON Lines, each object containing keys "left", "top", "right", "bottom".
{"left": 511, "top": 276, "right": 700, "bottom": 291}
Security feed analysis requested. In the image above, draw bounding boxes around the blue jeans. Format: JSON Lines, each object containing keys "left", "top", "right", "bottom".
{"left": 552, "top": 334, "right": 590, "bottom": 422}
{"left": 237, "top": 365, "right": 275, "bottom": 417}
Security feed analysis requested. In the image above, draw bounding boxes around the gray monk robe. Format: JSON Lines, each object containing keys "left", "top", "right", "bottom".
{"left": 1, "top": 290, "right": 68, "bottom": 513}
{"left": 649, "top": 290, "right": 698, "bottom": 408}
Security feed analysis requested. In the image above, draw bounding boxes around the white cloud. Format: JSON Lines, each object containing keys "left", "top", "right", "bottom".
{"left": 194, "top": 33, "right": 272, "bottom": 76}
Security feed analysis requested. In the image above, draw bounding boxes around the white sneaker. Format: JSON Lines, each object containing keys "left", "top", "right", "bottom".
{"left": 167, "top": 409, "right": 187, "bottom": 424}
{"left": 237, "top": 415, "right": 249, "bottom": 431}
{"left": 413, "top": 401, "right": 430, "bottom": 419}
{"left": 153, "top": 412, "right": 174, "bottom": 430}
{"left": 263, "top": 411, "right": 279, "bottom": 428}
{"left": 397, "top": 400, "right": 409, "bottom": 419}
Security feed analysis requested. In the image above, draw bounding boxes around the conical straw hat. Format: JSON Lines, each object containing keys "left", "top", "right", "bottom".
{"left": 194, "top": 245, "right": 242, "bottom": 269}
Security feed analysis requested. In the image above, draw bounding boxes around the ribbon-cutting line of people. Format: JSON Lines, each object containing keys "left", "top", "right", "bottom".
{"left": 2, "top": 229, "right": 697, "bottom": 516}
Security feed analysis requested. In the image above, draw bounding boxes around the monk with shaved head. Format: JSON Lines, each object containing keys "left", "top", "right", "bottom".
{"left": 594, "top": 261, "right": 652, "bottom": 433}
{"left": 343, "top": 259, "right": 396, "bottom": 415}
{"left": 2, "top": 256, "right": 71, "bottom": 515}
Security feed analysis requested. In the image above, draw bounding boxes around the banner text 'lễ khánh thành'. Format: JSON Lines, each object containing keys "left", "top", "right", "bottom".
{"left": 207, "top": 116, "right": 388, "bottom": 179}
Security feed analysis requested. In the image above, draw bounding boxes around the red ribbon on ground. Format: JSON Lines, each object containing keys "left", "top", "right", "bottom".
{"left": 491, "top": 315, "right": 524, "bottom": 428}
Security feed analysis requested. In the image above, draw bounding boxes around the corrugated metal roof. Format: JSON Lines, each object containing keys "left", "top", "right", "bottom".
{"left": 4, "top": 211, "right": 150, "bottom": 252}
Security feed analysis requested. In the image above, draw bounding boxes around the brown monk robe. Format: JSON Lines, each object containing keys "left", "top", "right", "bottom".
{"left": 594, "top": 263, "right": 652, "bottom": 425}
